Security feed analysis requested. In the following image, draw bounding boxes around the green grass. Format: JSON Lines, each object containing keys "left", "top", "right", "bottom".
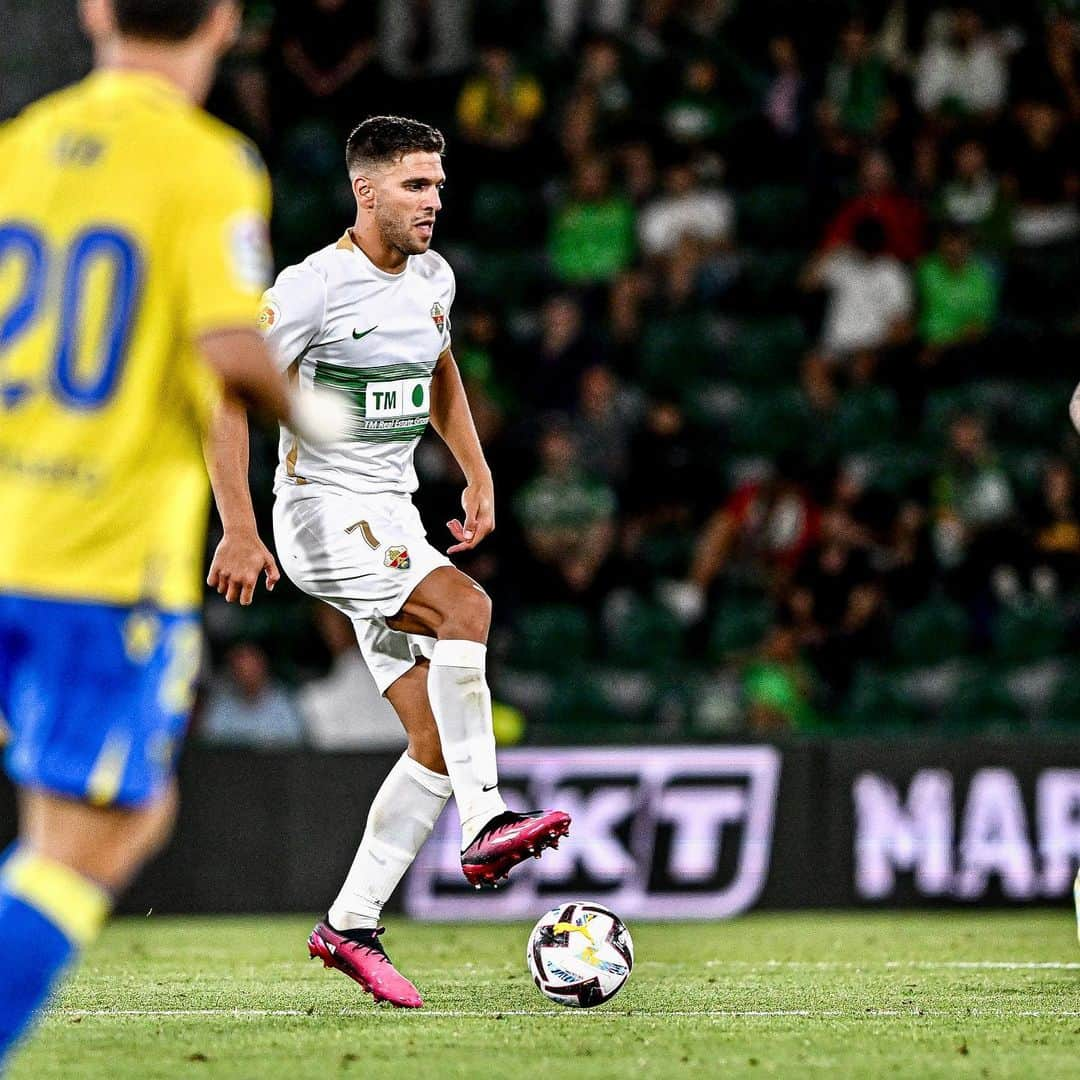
{"left": 11, "top": 911, "right": 1080, "bottom": 1079}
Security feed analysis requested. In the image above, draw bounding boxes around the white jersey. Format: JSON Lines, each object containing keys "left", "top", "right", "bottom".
{"left": 260, "top": 231, "right": 455, "bottom": 495}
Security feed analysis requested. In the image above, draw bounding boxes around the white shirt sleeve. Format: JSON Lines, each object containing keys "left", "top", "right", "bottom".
{"left": 257, "top": 263, "right": 327, "bottom": 372}
{"left": 440, "top": 263, "right": 456, "bottom": 355}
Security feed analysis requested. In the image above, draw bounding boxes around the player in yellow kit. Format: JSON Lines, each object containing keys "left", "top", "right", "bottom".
{"left": 0, "top": 0, "right": 347, "bottom": 1066}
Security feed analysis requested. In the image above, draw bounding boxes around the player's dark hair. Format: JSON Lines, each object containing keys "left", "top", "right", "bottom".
{"left": 113, "top": 0, "right": 221, "bottom": 42}
{"left": 346, "top": 116, "right": 446, "bottom": 176}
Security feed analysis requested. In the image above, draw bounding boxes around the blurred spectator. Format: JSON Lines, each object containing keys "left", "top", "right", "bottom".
{"left": 618, "top": 141, "right": 659, "bottom": 205}
{"left": 637, "top": 158, "right": 735, "bottom": 260}
{"left": 622, "top": 394, "right": 710, "bottom": 584}
{"left": 1027, "top": 459, "right": 1080, "bottom": 597}
{"left": 1011, "top": 12, "right": 1080, "bottom": 121}
{"left": 915, "top": 224, "right": 998, "bottom": 383}
{"left": 454, "top": 306, "right": 514, "bottom": 411}
{"left": 546, "top": 0, "right": 632, "bottom": 52}
{"left": 878, "top": 498, "right": 937, "bottom": 612}
{"left": 687, "top": 459, "right": 820, "bottom": 601}
{"left": 572, "top": 34, "right": 636, "bottom": 145}
{"left": 1004, "top": 100, "right": 1080, "bottom": 246}
{"left": 297, "top": 606, "right": 408, "bottom": 751}
{"left": 514, "top": 421, "right": 618, "bottom": 605}
{"left": 739, "top": 34, "right": 810, "bottom": 183}
{"left": 800, "top": 216, "right": 914, "bottom": 410}
{"left": 571, "top": 365, "right": 640, "bottom": 487}
{"left": 819, "top": 17, "right": 895, "bottom": 143}
{"left": 548, "top": 155, "right": 636, "bottom": 285}
{"left": 269, "top": 0, "right": 378, "bottom": 133}
{"left": 200, "top": 642, "right": 304, "bottom": 749}
{"left": 932, "top": 413, "right": 1017, "bottom": 597}
{"left": 520, "top": 294, "right": 601, "bottom": 412}
{"left": 743, "top": 624, "right": 819, "bottom": 733}
{"left": 915, "top": 223, "right": 997, "bottom": 362}
{"left": 823, "top": 148, "right": 926, "bottom": 261}
{"left": 933, "top": 136, "right": 1012, "bottom": 250}
{"left": 456, "top": 43, "right": 544, "bottom": 170}
{"left": 662, "top": 55, "right": 731, "bottom": 149}
{"left": 787, "top": 514, "right": 891, "bottom": 697}
{"left": 914, "top": 6, "right": 1008, "bottom": 120}
{"left": 378, "top": 0, "right": 472, "bottom": 81}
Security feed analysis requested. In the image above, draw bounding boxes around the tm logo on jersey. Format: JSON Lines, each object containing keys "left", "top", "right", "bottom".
{"left": 384, "top": 546, "right": 411, "bottom": 570}
{"left": 313, "top": 361, "right": 432, "bottom": 441}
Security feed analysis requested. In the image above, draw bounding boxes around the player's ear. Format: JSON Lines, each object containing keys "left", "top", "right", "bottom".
{"left": 354, "top": 175, "right": 375, "bottom": 208}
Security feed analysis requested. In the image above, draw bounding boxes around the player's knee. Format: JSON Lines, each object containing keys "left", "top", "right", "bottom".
{"left": 441, "top": 584, "right": 491, "bottom": 642}
{"left": 128, "top": 785, "right": 178, "bottom": 866}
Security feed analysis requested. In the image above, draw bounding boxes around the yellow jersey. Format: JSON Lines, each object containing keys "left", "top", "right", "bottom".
{"left": 0, "top": 69, "right": 271, "bottom": 612}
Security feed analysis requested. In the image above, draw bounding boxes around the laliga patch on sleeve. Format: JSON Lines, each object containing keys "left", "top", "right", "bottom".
{"left": 226, "top": 211, "right": 272, "bottom": 292}
{"left": 257, "top": 296, "right": 281, "bottom": 335}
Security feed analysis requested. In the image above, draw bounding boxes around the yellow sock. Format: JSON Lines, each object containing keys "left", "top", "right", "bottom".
{"left": 2, "top": 849, "right": 111, "bottom": 948}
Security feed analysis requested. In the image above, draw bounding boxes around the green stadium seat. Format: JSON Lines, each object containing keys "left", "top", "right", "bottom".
{"left": 993, "top": 600, "right": 1065, "bottom": 665}
{"left": 1000, "top": 447, "right": 1049, "bottom": 501}
{"left": 1045, "top": 662, "right": 1080, "bottom": 728}
{"left": 741, "top": 249, "right": 803, "bottom": 310}
{"left": 726, "top": 316, "right": 807, "bottom": 384}
{"left": 544, "top": 674, "right": 630, "bottom": 739}
{"left": 939, "top": 668, "right": 1027, "bottom": 733}
{"left": 892, "top": 597, "right": 969, "bottom": 666}
{"left": 706, "top": 597, "right": 773, "bottom": 663}
{"left": 511, "top": 606, "right": 591, "bottom": 671}
{"left": 736, "top": 186, "right": 809, "bottom": 247}
{"left": 727, "top": 387, "right": 813, "bottom": 456}
{"left": 471, "top": 182, "right": 532, "bottom": 249}
{"left": 860, "top": 443, "right": 933, "bottom": 497}
{"left": 842, "top": 666, "right": 924, "bottom": 731}
{"left": 604, "top": 600, "right": 683, "bottom": 669}
{"left": 1004, "top": 383, "right": 1069, "bottom": 445}
{"left": 638, "top": 314, "right": 724, "bottom": 393}
{"left": 829, "top": 387, "right": 899, "bottom": 453}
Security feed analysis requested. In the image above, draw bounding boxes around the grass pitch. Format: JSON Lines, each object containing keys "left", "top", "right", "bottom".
{"left": 11, "top": 911, "right": 1079, "bottom": 1079}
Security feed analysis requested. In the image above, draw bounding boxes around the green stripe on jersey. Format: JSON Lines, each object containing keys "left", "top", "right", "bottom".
{"left": 313, "top": 359, "right": 433, "bottom": 443}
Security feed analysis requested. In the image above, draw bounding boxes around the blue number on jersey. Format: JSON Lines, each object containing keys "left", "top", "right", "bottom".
{"left": 0, "top": 222, "right": 142, "bottom": 411}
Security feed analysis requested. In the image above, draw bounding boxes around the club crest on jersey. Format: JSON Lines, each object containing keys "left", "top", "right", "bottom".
{"left": 257, "top": 300, "right": 280, "bottom": 333}
{"left": 384, "top": 545, "right": 411, "bottom": 570}
{"left": 430, "top": 301, "right": 445, "bottom": 333}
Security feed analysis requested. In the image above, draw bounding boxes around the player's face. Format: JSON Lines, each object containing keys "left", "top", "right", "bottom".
{"left": 372, "top": 151, "right": 445, "bottom": 257}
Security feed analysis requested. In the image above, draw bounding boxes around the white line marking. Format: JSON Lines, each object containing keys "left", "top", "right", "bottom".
{"left": 701, "top": 960, "right": 1080, "bottom": 971}
{"left": 50, "top": 1008, "right": 1080, "bottom": 1021}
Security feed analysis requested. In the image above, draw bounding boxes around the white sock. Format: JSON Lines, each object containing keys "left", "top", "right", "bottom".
{"left": 428, "top": 639, "right": 508, "bottom": 848}
{"left": 327, "top": 752, "right": 451, "bottom": 931}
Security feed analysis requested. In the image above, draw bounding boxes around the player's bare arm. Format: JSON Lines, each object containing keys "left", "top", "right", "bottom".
{"left": 204, "top": 399, "right": 279, "bottom": 605}
{"left": 428, "top": 346, "right": 495, "bottom": 554}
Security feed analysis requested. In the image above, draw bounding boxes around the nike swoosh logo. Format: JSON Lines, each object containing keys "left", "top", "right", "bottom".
{"left": 482, "top": 783, "right": 498, "bottom": 792}
{"left": 352, "top": 325, "right": 378, "bottom": 340}
{"left": 492, "top": 826, "right": 528, "bottom": 842}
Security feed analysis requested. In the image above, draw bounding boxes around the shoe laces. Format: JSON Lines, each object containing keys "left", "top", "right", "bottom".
{"left": 339, "top": 925, "right": 389, "bottom": 963}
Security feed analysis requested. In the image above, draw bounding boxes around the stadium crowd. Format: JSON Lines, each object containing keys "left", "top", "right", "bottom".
{"left": 24, "top": 0, "right": 1080, "bottom": 745}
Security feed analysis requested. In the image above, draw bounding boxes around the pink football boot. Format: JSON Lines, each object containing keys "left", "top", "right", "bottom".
{"left": 307, "top": 921, "right": 422, "bottom": 1008}
{"left": 460, "top": 809, "right": 572, "bottom": 887}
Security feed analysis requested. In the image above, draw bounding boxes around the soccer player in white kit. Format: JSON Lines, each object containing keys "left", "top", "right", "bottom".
{"left": 206, "top": 116, "right": 570, "bottom": 1007}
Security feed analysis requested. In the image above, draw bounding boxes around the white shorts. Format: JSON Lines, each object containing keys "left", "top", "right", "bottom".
{"left": 273, "top": 485, "right": 451, "bottom": 694}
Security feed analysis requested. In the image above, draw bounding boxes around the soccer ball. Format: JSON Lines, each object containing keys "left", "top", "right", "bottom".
{"left": 525, "top": 900, "right": 634, "bottom": 1008}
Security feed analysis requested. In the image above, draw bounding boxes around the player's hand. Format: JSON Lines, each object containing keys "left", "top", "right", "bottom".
{"left": 447, "top": 474, "right": 495, "bottom": 554}
{"left": 207, "top": 531, "right": 280, "bottom": 605}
